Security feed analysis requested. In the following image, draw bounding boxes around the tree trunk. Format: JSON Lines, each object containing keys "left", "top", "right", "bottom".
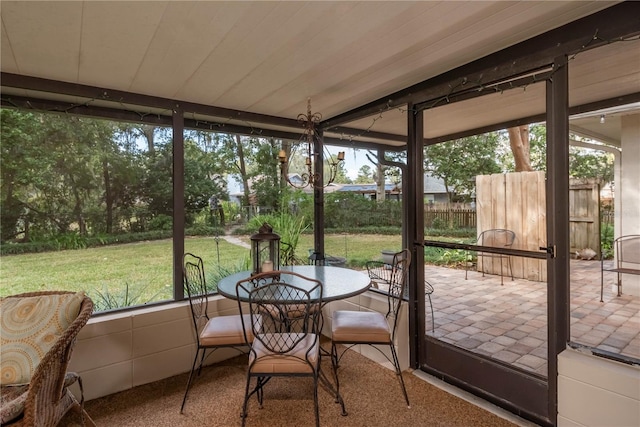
{"left": 102, "top": 158, "right": 113, "bottom": 233}
{"left": 366, "top": 151, "right": 386, "bottom": 202}
{"left": 142, "top": 125, "right": 156, "bottom": 156}
{"left": 68, "top": 174, "right": 86, "bottom": 235}
{"left": 508, "top": 125, "right": 533, "bottom": 172}
{"left": 376, "top": 161, "right": 385, "bottom": 202}
{"left": 235, "top": 135, "right": 251, "bottom": 214}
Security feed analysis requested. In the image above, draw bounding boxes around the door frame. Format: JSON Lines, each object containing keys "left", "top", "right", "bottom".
{"left": 407, "top": 56, "right": 570, "bottom": 427}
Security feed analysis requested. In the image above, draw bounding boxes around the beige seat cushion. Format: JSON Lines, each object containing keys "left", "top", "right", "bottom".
{"left": 199, "top": 314, "right": 253, "bottom": 346}
{"left": 249, "top": 333, "right": 319, "bottom": 374}
{"left": 331, "top": 310, "right": 390, "bottom": 343}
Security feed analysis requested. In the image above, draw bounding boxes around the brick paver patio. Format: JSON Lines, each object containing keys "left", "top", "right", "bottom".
{"left": 425, "top": 259, "right": 640, "bottom": 376}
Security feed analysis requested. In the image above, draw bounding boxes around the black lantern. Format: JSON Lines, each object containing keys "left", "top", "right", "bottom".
{"left": 250, "top": 223, "right": 280, "bottom": 276}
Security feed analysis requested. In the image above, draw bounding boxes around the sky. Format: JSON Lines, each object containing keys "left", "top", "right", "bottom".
{"left": 226, "top": 146, "right": 372, "bottom": 194}
{"left": 326, "top": 146, "right": 371, "bottom": 180}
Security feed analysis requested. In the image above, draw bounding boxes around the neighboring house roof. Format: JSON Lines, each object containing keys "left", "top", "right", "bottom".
{"left": 337, "top": 183, "right": 397, "bottom": 193}
{"left": 230, "top": 174, "right": 448, "bottom": 197}
{"left": 424, "top": 174, "right": 447, "bottom": 194}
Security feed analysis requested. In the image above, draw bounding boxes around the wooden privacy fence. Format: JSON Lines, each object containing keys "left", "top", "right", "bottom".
{"left": 476, "top": 171, "right": 547, "bottom": 282}
{"left": 424, "top": 207, "right": 476, "bottom": 228}
{"left": 475, "top": 173, "right": 602, "bottom": 282}
{"left": 569, "top": 178, "right": 601, "bottom": 258}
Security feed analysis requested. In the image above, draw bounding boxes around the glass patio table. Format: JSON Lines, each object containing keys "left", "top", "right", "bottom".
{"left": 216, "top": 264, "right": 371, "bottom": 417}
{"left": 216, "top": 265, "right": 371, "bottom": 303}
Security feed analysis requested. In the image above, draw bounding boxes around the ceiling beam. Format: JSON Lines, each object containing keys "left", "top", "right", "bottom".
{"left": 0, "top": 72, "right": 300, "bottom": 129}
{"left": 324, "top": 127, "right": 406, "bottom": 143}
{"left": 425, "top": 92, "right": 640, "bottom": 145}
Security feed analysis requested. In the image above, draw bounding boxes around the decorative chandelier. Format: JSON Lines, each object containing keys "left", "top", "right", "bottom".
{"left": 278, "top": 98, "right": 344, "bottom": 189}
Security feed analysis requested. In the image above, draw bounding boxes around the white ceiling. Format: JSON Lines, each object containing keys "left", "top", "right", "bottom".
{"left": 1, "top": 1, "right": 637, "bottom": 147}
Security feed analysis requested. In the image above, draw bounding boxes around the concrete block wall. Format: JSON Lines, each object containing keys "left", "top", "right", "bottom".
{"left": 68, "top": 291, "right": 402, "bottom": 401}
{"left": 558, "top": 349, "right": 640, "bottom": 427}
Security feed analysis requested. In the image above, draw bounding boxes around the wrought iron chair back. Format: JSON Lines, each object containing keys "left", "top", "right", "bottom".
{"left": 466, "top": 228, "right": 516, "bottom": 285}
{"left": 236, "top": 273, "right": 324, "bottom": 427}
{"left": 600, "top": 234, "right": 640, "bottom": 301}
{"left": 331, "top": 248, "right": 412, "bottom": 408}
{"left": 183, "top": 253, "right": 209, "bottom": 340}
{"left": 386, "top": 248, "right": 411, "bottom": 341}
{"left": 180, "top": 253, "right": 250, "bottom": 413}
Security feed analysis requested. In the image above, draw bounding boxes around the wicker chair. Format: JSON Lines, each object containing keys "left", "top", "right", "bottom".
{"left": 0, "top": 291, "right": 95, "bottom": 427}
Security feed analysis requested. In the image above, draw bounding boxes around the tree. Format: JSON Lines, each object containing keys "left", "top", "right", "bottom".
{"left": 331, "top": 155, "right": 352, "bottom": 184}
{"left": 1, "top": 109, "right": 43, "bottom": 241}
{"left": 507, "top": 125, "right": 534, "bottom": 172}
{"left": 252, "top": 138, "right": 283, "bottom": 212}
{"left": 355, "top": 165, "right": 374, "bottom": 184}
{"left": 365, "top": 150, "right": 387, "bottom": 202}
{"left": 424, "top": 134, "right": 502, "bottom": 203}
{"left": 569, "top": 146, "right": 614, "bottom": 182}
{"left": 234, "top": 134, "right": 251, "bottom": 211}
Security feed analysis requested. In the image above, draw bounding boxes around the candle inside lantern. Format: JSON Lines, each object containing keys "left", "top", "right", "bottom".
{"left": 261, "top": 260, "right": 274, "bottom": 272}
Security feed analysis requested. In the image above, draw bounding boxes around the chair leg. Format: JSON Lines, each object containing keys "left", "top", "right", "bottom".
{"left": 427, "top": 294, "right": 435, "bottom": 333}
{"left": 240, "top": 374, "right": 252, "bottom": 426}
{"left": 69, "top": 399, "right": 97, "bottom": 427}
{"left": 256, "top": 377, "right": 266, "bottom": 408}
{"left": 313, "top": 372, "right": 320, "bottom": 427}
{"left": 180, "top": 348, "right": 202, "bottom": 413}
{"left": 81, "top": 410, "right": 97, "bottom": 427}
{"left": 465, "top": 251, "right": 469, "bottom": 280}
{"left": 600, "top": 262, "right": 604, "bottom": 302}
{"left": 389, "top": 344, "right": 410, "bottom": 408}
{"left": 197, "top": 347, "right": 207, "bottom": 376}
{"left": 330, "top": 342, "right": 341, "bottom": 395}
{"left": 330, "top": 342, "right": 348, "bottom": 415}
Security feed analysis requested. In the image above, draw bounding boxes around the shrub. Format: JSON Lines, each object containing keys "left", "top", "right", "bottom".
{"left": 90, "top": 281, "right": 169, "bottom": 312}
{"left": 601, "top": 222, "right": 614, "bottom": 259}
{"left": 148, "top": 214, "right": 173, "bottom": 231}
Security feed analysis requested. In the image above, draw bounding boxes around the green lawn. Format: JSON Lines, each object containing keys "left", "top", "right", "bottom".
{"left": 0, "top": 234, "right": 402, "bottom": 311}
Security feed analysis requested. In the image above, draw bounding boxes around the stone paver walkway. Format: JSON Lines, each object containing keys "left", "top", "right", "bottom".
{"left": 425, "top": 259, "right": 639, "bottom": 376}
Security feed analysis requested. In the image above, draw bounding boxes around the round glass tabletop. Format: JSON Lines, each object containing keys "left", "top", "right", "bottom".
{"left": 216, "top": 265, "right": 371, "bottom": 302}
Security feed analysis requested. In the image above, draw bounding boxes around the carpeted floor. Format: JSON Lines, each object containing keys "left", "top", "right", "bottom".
{"left": 61, "top": 345, "right": 525, "bottom": 427}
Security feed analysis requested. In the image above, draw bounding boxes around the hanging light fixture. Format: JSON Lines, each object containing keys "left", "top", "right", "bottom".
{"left": 279, "top": 98, "right": 345, "bottom": 189}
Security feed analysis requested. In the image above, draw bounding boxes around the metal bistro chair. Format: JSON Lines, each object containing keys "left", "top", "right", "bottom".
{"left": 601, "top": 235, "right": 640, "bottom": 302}
{"left": 367, "top": 249, "right": 434, "bottom": 333}
{"left": 466, "top": 229, "right": 515, "bottom": 285}
{"left": 237, "top": 274, "right": 324, "bottom": 427}
{"left": 332, "top": 248, "right": 411, "bottom": 408}
{"left": 180, "top": 253, "right": 252, "bottom": 414}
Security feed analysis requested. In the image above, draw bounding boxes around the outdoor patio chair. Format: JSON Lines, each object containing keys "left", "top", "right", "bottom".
{"left": 600, "top": 235, "right": 640, "bottom": 302}
{"left": 367, "top": 249, "right": 434, "bottom": 333}
{"left": 280, "top": 241, "right": 305, "bottom": 266}
{"left": 331, "top": 248, "right": 411, "bottom": 408}
{"left": 465, "top": 229, "right": 515, "bottom": 285}
{"left": 1, "top": 291, "right": 95, "bottom": 427}
{"left": 180, "top": 253, "right": 252, "bottom": 414}
{"left": 236, "top": 276, "right": 324, "bottom": 427}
